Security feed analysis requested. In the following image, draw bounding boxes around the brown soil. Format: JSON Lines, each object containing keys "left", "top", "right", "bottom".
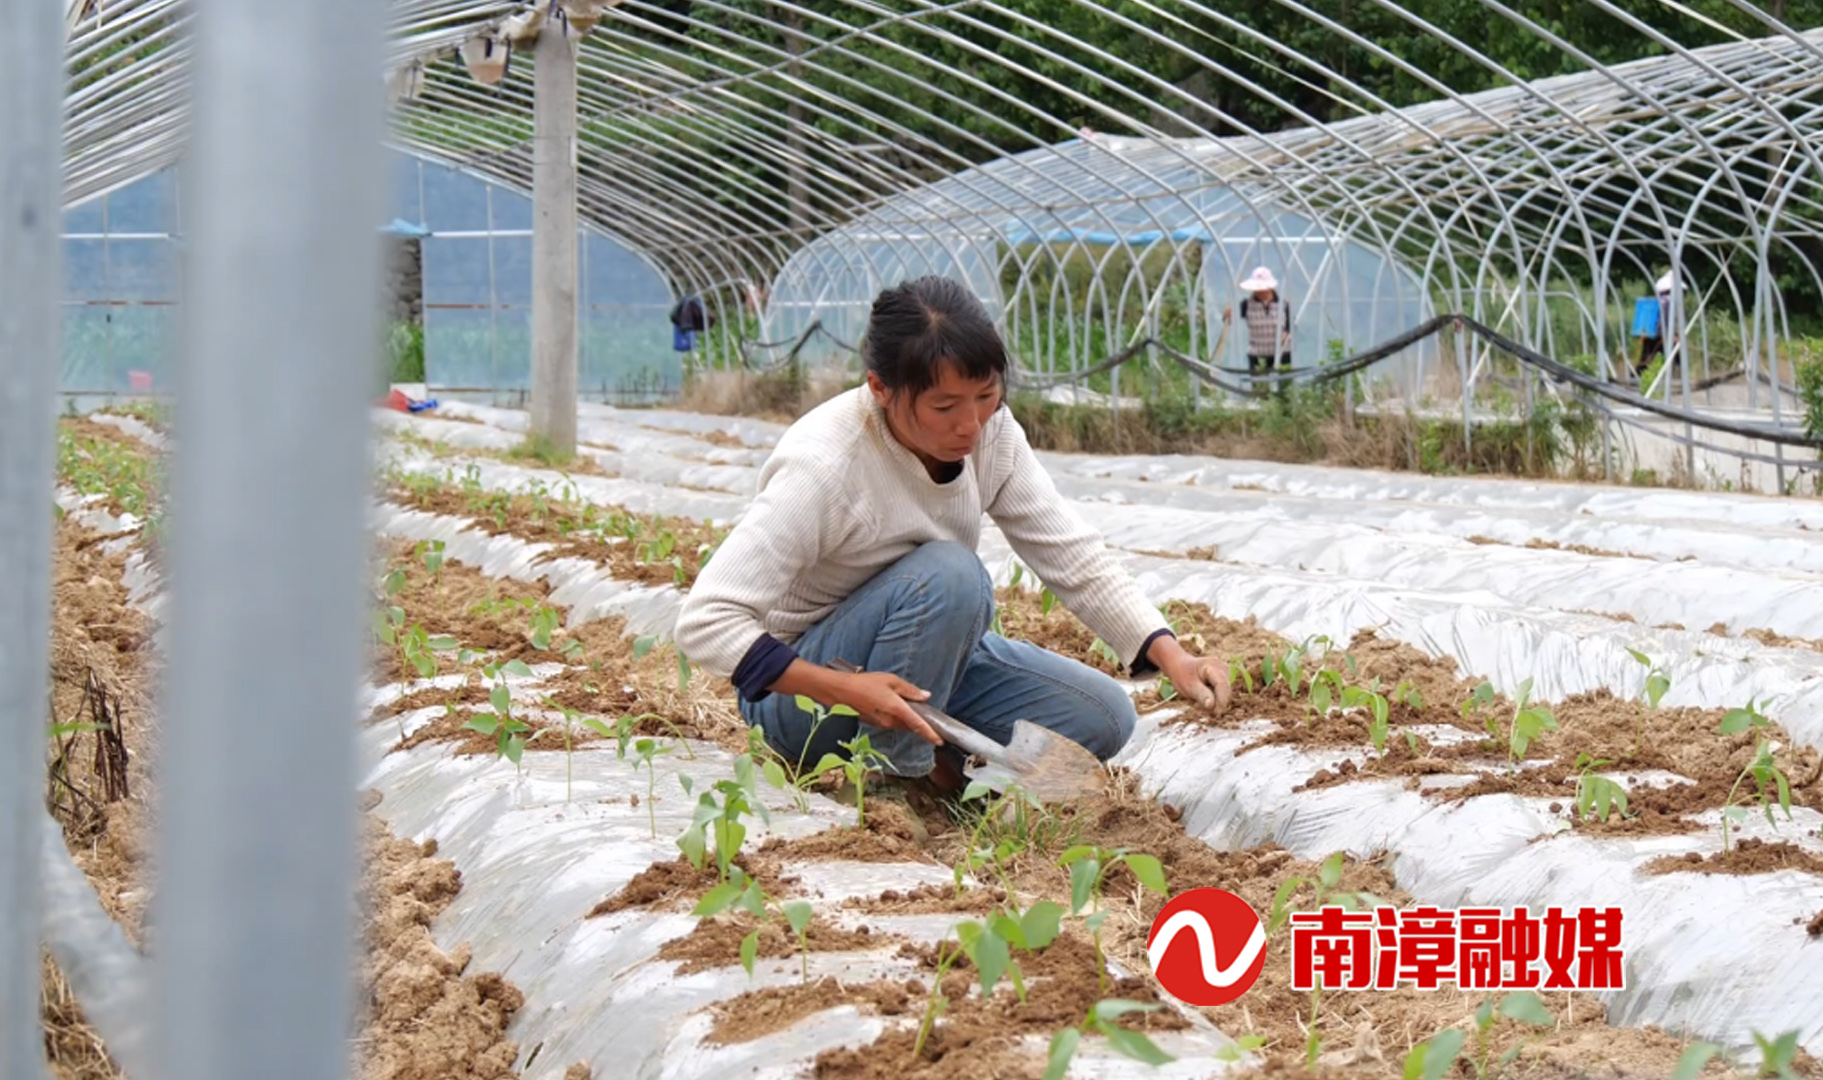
{"left": 657, "top": 913, "right": 891, "bottom": 975}
{"left": 390, "top": 426, "right": 622, "bottom": 474}
{"left": 356, "top": 816, "right": 524, "bottom": 1080}
{"left": 383, "top": 478, "right": 726, "bottom": 589}
{"left": 704, "top": 977, "right": 922, "bottom": 1045}
{"left": 369, "top": 539, "right": 747, "bottom": 757}
{"left": 589, "top": 804, "right": 939, "bottom": 917}
{"left": 1463, "top": 535, "right": 1686, "bottom": 562}
{"left": 1571, "top": 608, "right": 1638, "bottom": 623}
{"left": 844, "top": 882, "right": 1006, "bottom": 917}
{"left": 1809, "top": 908, "right": 1823, "bottom": 937}
{"left": 1743, "top": 627, "right": 1823, "bottom": 654}
{"left": 39, "top": 504, "right": 563, "bottom": 1079}
{"left": 1063, "top": 598, "right": 1823, "bottom": 836}
{"left": 588, "top": 854, "right": 798, "bottom": 916}
{"left": 641, "top": 424, "right": 755, "bottom": 450}
{"left": 1642, "top": 838, "right": 1823, "bottom": 877}
{"left": 810, "top": 932, "right": 1186, "bottom": 1080}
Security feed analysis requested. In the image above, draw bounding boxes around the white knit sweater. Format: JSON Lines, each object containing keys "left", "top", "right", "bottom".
{"left": 673, "top": 386, "right": 1172, "bottom": 700}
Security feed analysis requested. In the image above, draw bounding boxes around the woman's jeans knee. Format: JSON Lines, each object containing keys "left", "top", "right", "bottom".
{"left": 742, "top": 542, "right": 992, "bottom": 777}
{"left": 742, "top": 541, "right": 1141, "bottom": 777}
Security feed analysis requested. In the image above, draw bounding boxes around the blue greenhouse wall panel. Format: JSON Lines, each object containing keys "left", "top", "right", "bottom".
{"left": 58, "top": 151, "right": 678, "bottom": 402}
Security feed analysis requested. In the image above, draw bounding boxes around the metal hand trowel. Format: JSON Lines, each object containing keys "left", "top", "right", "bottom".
{"left": 827, "top": 659, "right": 1103, "bottom": 802}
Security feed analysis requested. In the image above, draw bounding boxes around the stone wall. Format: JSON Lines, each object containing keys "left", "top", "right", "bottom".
{"left": 383, "top": 236, "right": 423, "bottom": 326}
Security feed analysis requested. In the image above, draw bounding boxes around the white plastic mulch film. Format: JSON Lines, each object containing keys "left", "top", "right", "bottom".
{"left": 364, "top": 401, "right": 1823, "bottom": 1070}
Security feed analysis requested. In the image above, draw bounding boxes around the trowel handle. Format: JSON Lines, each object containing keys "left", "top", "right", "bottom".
{"left": 825, "top": 658, "right": 1001, "bottom": 760}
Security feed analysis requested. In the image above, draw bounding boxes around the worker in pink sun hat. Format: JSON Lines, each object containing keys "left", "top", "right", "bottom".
{"left": 1223, "top": 266, "right": 1293, "bottom": 400}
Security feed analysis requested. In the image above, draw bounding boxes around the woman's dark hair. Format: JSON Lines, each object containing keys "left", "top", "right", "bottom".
{"left": 861, "top": 275, "right": 1008, "bottom": 399}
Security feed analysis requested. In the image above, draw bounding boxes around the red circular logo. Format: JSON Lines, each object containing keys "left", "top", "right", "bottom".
{"left": 1146, "top": 888, "right": 1268, "bottom": 1006}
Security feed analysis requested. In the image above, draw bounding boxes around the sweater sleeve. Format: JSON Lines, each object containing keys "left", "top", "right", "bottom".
{"left": 982, "top": 414, "right": 1173, "bottom": 675}
{"left": 672, "top": 455, "right": 856, "bottom": 698}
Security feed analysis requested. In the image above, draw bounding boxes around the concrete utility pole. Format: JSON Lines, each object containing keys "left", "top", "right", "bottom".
{"left": 530, "top": 17, "right": 579, "bottom": 458}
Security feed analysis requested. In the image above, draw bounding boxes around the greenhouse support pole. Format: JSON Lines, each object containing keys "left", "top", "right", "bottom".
{"left": 530, "top": 17, "right": 579, "bottom": 458}
{"left": 151, "top": 2, "right": 386, "bottom": 1079}
{"left": 0, "top": 0, "right": 61, "bottom": 1074}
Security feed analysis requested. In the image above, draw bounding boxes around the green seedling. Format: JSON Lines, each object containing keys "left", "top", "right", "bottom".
{"left": 543, "top": 698, "right": 585, "bottom": 802}
{"left": 632, "top": 632, "right": 695, "bottom": 692}
{"left": 914, "top": 902, "right": 1064, "bottom": 1058}
{"left": 1057, "top": 844, "right": 1167, "bottom": 992}
{"left": 1668, "top": 1028, "right": 1803, "bottom": 1080}
{"left": 693, "top": 864, "right": 818, "bottom": 983}
{"left": 1042, "top": 999, "right": 1177, "bottom": 1080}
{"left": 1227, "top": 658, "right": 1256, "bottom": 695}
{"left": 791, "top": 694, "right": 859, "bottom": 772}
{"left": 1720, "top": 737, "right": 1794, "bottom": 854}
{"left": 1403, "top": 992, "right": 1553, "bottom": 1080}
{"left": 830, "top": 733, "right": 892, "bottom": 830}
{"left": 1571, "top": 753, "right": 1631, "bottom": 823}
{"left": 582, "top": 711, "right": 695, "bottom": 761}
{"left": 1040, "top": 587, "right": 1059, "bottom": 616}
{"left": 463, "top": 659, "right": 536, "bottom": 769}
{"left": 953, "top": 781, "right": 1065, "bottom": 905}
{"left": 1504, "top": 678, "right": 1558, "bottom": 769}
{"left": 631, "top": 737, "right": 674, "bottom": 837}
{"left": 1719, "top": 698, "right": 1772, "bottom": 737}
{"left": 528, "top": 602, "right": 583, "bottom": 659}
{"left": 1461, "top": 680, "right": 1497, "bottom": 728}
{"left": 1340, "top": 681, "right": 1393, "bottom": 754}
{"left": 1213, "top": 1034, "right": 1268, "bottom": 1063}
{"left": 1308, "top": 667, "right": 1347, "bottom": 720}
{"left": 415, "top": 538, "right": 446, "bottom": 581}
{"left": 678, "top": 764, "right": 769, "bottom": 883}
{"left": 1266, "top": 852, "right": 1389, "bottom": 1067}
{"left": 1624, "top": 648, "right": 1671, "bottom": 754}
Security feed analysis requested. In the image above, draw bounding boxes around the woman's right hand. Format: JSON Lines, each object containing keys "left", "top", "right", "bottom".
{"left": 835, "top": 671, "right": 942, "bottom": 745}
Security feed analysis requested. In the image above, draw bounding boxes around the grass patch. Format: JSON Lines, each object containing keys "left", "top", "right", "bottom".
{"left": 508, "top": 432, "right": 575, "bottom": 468}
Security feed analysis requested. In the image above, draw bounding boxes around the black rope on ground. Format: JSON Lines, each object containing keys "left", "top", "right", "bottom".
{"left": 1009, "top": 313, "right": 1822, "bottom": 450}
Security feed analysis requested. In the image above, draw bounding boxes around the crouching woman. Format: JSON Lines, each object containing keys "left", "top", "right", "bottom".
{"left": 673, "top": 276, "right": 1230, "bottom": 791}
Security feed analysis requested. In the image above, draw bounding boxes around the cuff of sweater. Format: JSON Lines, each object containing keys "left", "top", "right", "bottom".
{"left": 1129, "top": 628, "right": 1175, "bottom": 677}
{"left": 733, "top": 633, "right": 799, "bottom": 703}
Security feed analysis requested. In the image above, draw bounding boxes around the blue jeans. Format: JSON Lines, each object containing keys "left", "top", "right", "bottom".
{"left": 740, "top": 541, "right": 1140, "bottom": 778}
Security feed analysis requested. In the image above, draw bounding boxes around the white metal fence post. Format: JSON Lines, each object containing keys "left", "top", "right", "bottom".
{"left": 151, "top": 2, "right": 387, "bottom": 1078}
{"left": 0, "top": 0, "right": 64, "bottom": 1074}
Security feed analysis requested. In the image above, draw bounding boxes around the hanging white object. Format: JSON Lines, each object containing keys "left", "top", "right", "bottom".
{"left": 460, "top": 35, "right": 511, "bottom": 85}
{"left": 384, "top": 60, "right": 424, "bottom": 108}
{"left": 563, "top": 0, "right": 617, "bottom": 35}
{"left": 500, "top": 6, "right": 548, "bottom": 43}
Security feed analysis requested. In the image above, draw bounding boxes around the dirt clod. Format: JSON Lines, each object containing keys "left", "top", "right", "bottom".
{"left": 1643, "top": 838, "right": 1823, "bottom": 877}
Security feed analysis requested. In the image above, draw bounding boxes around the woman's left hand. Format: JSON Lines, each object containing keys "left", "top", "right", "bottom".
{"left": 1145, "top": 635, "right": 1232, "bottom": 712}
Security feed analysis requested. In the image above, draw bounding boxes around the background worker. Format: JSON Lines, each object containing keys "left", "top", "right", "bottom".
{"left": 1634, "top": 271, "right": 1680, "bottom": 379}
{"left": 674, "top": 275, "right": 1232, "bottom": 793}
{"left": 1223, "top": 267, "right": 1293, "bottom": 399}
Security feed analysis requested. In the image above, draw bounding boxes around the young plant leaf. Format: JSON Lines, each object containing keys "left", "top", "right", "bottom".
{"left": 676, "top": 824, "right": 707, "bottom": 870}
{"left": 1405, "top": 1028, "right": 1467, "bottom": 1080}
{"left": 1043, "top": 1027, "right": 1081, "bottom": 1080}
{"left": 1021, "top": 900, "right": 1065, "bottom": 950}
{"left": 739, "top": 929, "right": 759, "bottom": 976}
{"left": 971, "top": 925, "right": 1010, "bottom": 997}
{"left": 694, "top": 881, "right": 745, "bottom": 917}
{"left": 1670, "top": 1042, "right": 1723, "bottom": 1080}
{"left": 1124, "top": 853, "right": 1167, "bottom": 894}
{"left": 1498, "top": 991, "right": 1553, "bottom": 1026}
{"left": 782, "top": 900, "right": 814, "bottom": 936}
{"left": 1318, "top": 852, "right": 1344, "bottom": 890}
{"left": 1069, "top": 857, "right": 1102, "bottom": 914}
{"left": 1099, "top": 1026, "right": 1174, "bottom": 1066}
